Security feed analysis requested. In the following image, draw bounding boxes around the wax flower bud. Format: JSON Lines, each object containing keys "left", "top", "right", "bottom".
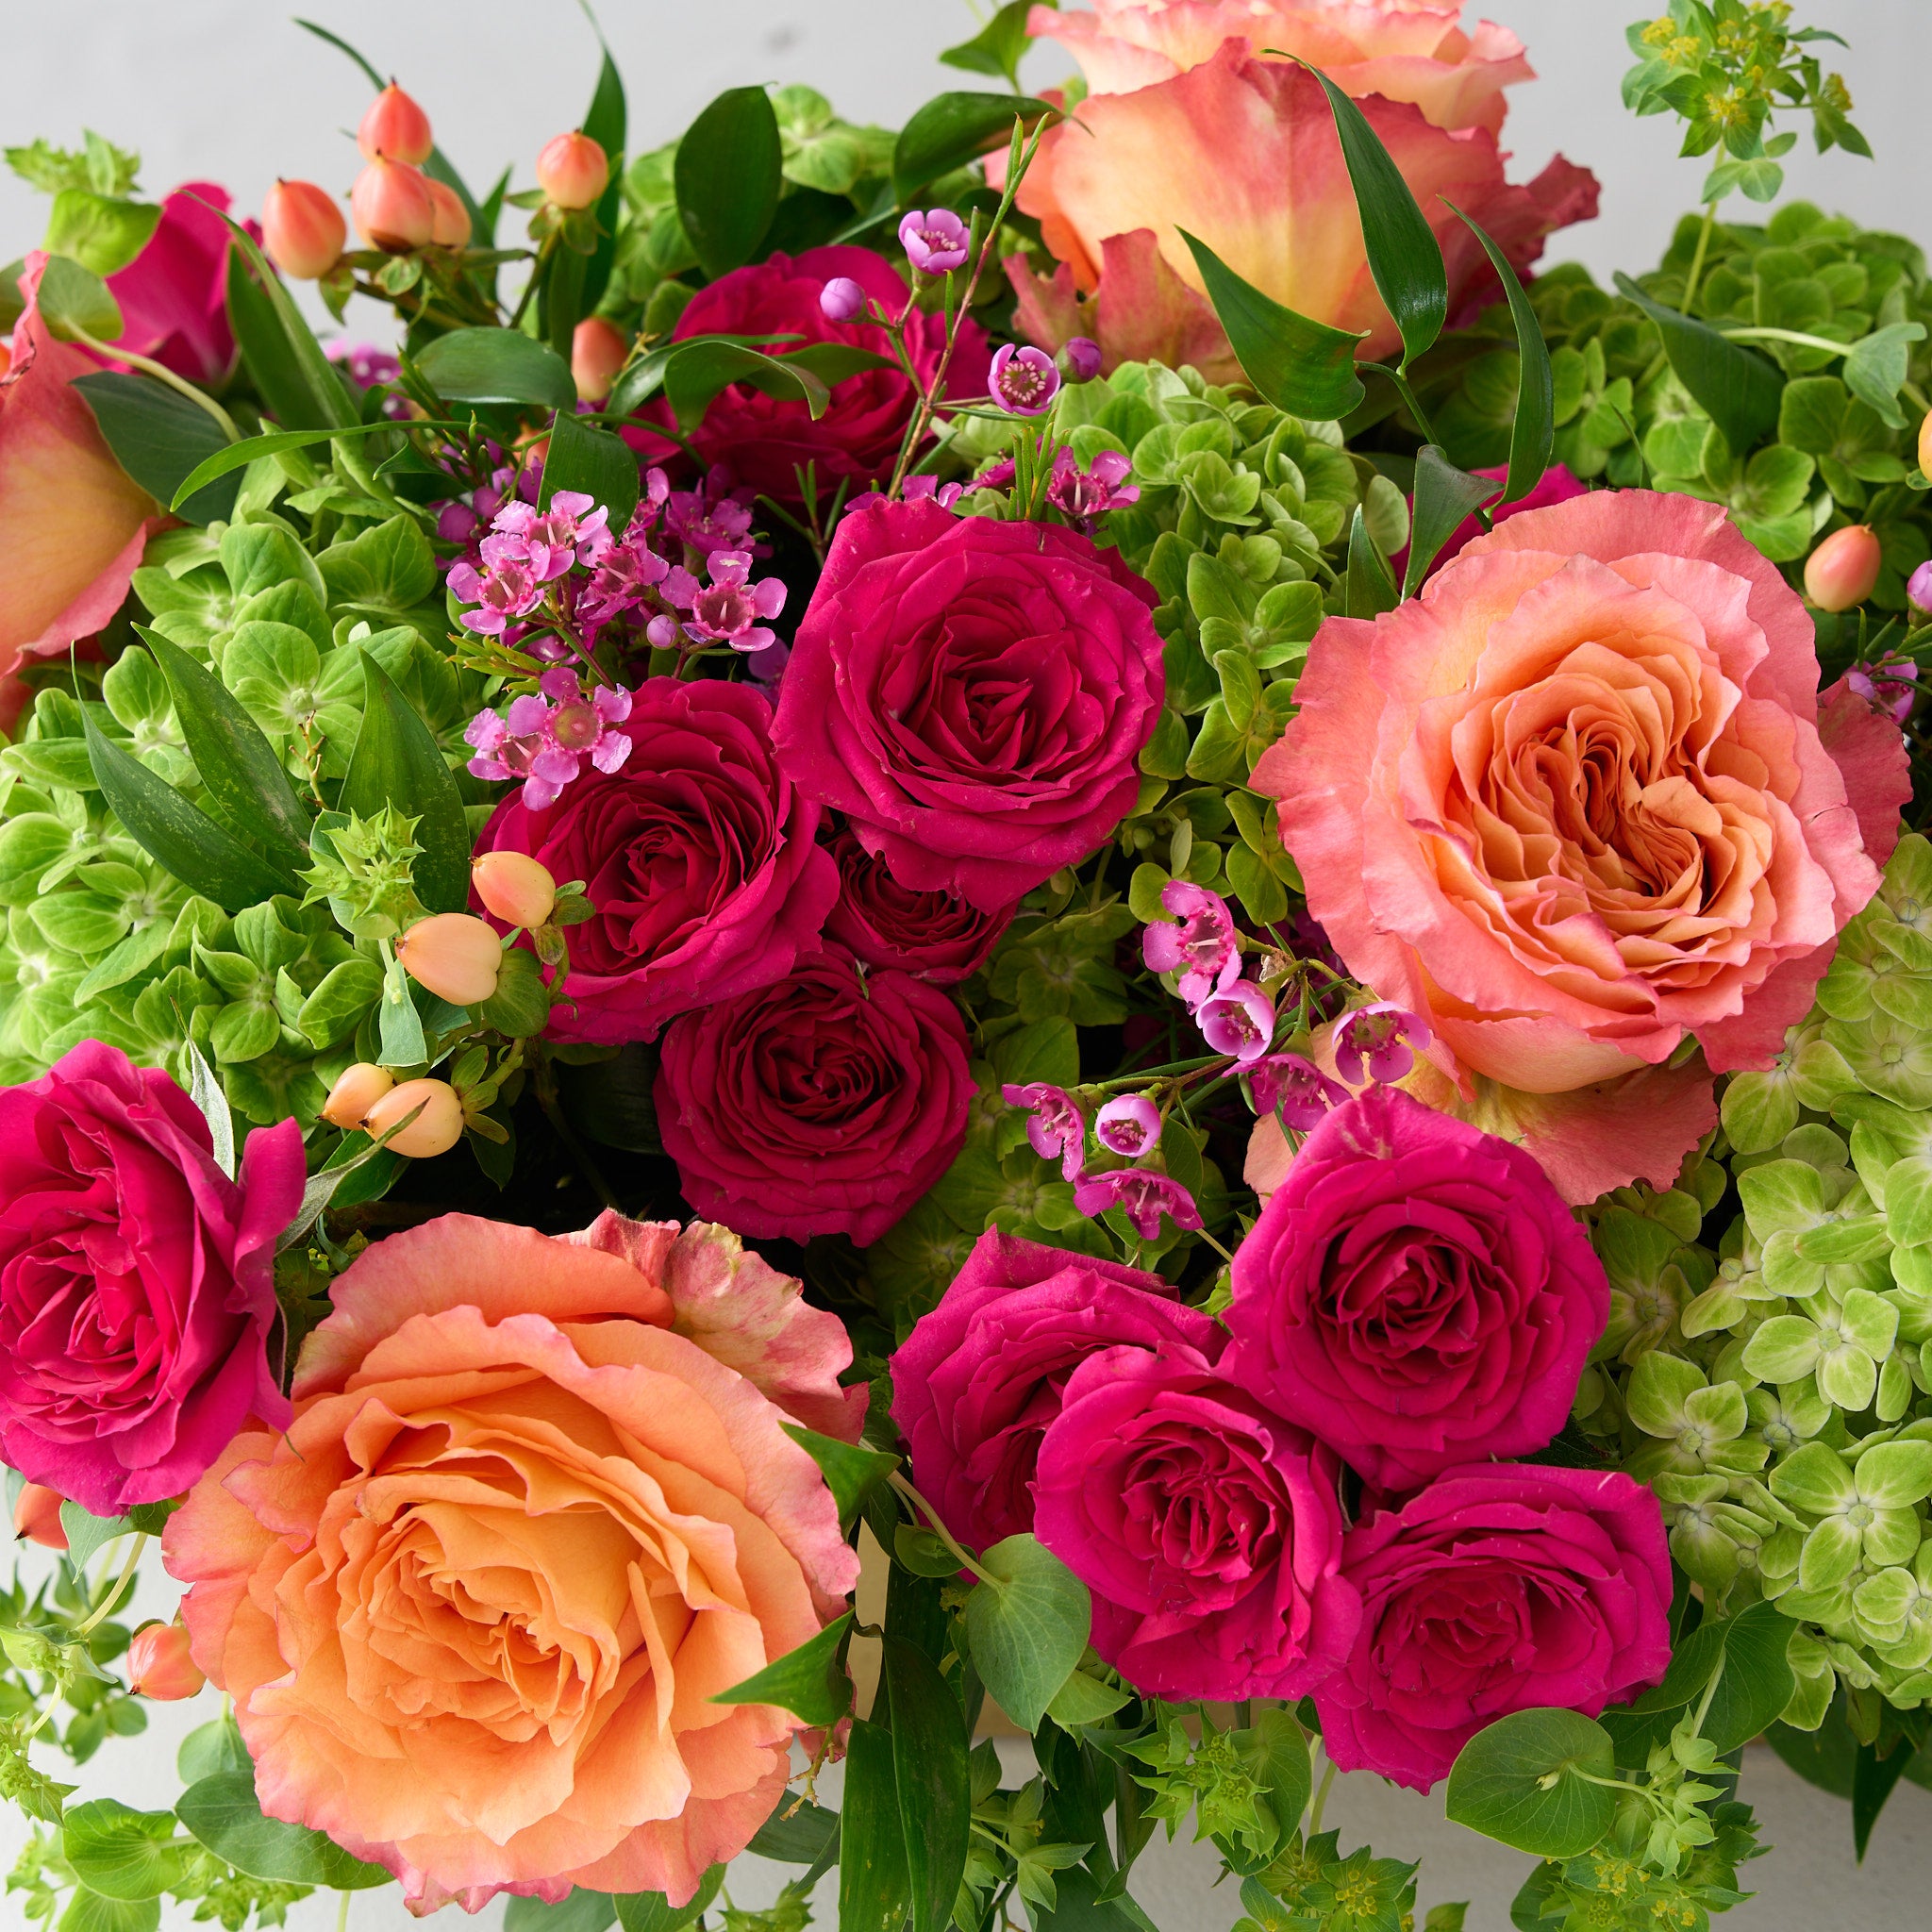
{"left": 127, "top": 1622, "right": 206, "bottom": 1701}
{"left": 1059, "top": 336, "right": 1102, "bottom": 383}
{"left": 350, "top": 157, "right": 436, "bottom": 252}
{"left": 364, "top": 1078, "right": 466, "bottom": 1158}
{"left": 473, "top": 850, "right": 558, "bottom": 928}
{"left": 571, "top": 316, "right": 628, "bottom": 405}
{"left": 1805, "top": 524, "right": 1882, "bottom": 613}
{"left": 260, "top": 179, "right": 346, "bottom": 279}
{"left": 1919, "top": 409, "right": 1932, "bottom": 481}
{"left": 990, "top": 342, "right": 1060, "bottom": 417}
{"left": 323, "top": 1062, "right": 395, "bottom": 1131}
{"left": 820, "top": 275, "right": 867, "bottom": 324}
{"left": 12, "top": 1484, "right": 66, "bottom": 1550}
{"left": 425, "top": 177, "right": 471, "bottom": 248}
{"left": 358, "top": 82, "right": 434, "bottom": 165}
{"left": 395, "top": 912, "right": 503, "bottom": 1006}
{"left": 1909, "top": 559, "right": 1932, "bottom": 618}
{"left": 537, "top": 131, "right": 609, "bottom": 210}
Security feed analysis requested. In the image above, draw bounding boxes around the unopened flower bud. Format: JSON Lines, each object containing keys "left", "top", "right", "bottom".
{"left": 473, "top": 851, "right": 558, "bottom": 928}
{"left": 12, "top": 1484, "right": 66, "bottom": 1551}
{"left": 358, "top": 82, "right": 434, "bottom": 166}
{"left": 571, "top": 315, "right": 628, "bottom": 404}
{"left": 351, "top": 157, "right": 436, "bottom": 253}
{"left": 127, "top": 1623, "right": 205, "bottom": 1702}
{"left": 537, "top": 131, "right": 609, "bottom": 210}
{"left": 1805, "top": 524, "right": 1882, "bottom": 612}
{"left": 323, "top": 1061, "right": 395, "bottom": 1131}
{"left": 1908, "top": 559, "right": 1932, "bottom": 618}
{"left": 364, "top": 1078, "right": 466, "bottom": 1158}
{"left": 396, "top": 912, "right": 503, "bottom": 1006}
{"left": 1919, "top": 409, "right": 1932, "bottom": 482}
{"left": 261, "top": 179, "right": 347, "bottom": 279}
{"left": 1060, "top": 336, "right": 1102, "bottom": 383}
{"left": 425, "top": 177, "right": 471, "bottom": 249}
{"left": 820, "top": 276, "right": 867, "bottom": 324}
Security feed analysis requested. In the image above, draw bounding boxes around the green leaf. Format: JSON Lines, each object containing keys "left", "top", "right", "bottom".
{"left": 541, "top": 407, "right": 640, "bottom": 534}
{"left": 61, "top": 1801, "right": 190, "bottom": 1904}
{"left": 320, "top": 514, "right": 439, "bottom": 613}
{"left": 168, "top": 419, "right": 419, "bottom": 513}
{"left": 1855, "top": 1737, "right": 1917, "bottom": 1860}
{"left": 882, "top": 1636, "right": 972, "bottom": 1932}
{"left": 70, "top": 371, "right": 239, "bottom": 525}
{"left": 1402, "top": 445, "right": 1499, "bottom": 597}
{"left": 415, "top": 326, "right": 576, "bottom": 409}
{"left": 1179, "top": 229, "right": 1366, "bottom": 422}
{"left": 176, "top": 1717, "right": 249, "bottom": 1785}
{"left": 675, "top": 87, "right": 783, "bottom": 281}
{"left": 746, "top": 1795, "right": 840, "bottom": 1865}
{"left": 34, "top": 253, "right": 124, "bottom": 341}
{"left": 58, "top": 1503, "right": 133, "bottom": 1574}
{"left": 225, "top": 249, "right": 335, "bottom": 433}
{"left": 893, "top": 92, "right": 1054, "bottom": 204}
{"left": 713, "top": 1613, "right": 854, "bottom": 1727}
{"left": 779, "top": 1422, "right": 897, "bottom": 1526}
{"left": 1301, "top": 63, "right": 1445, "bottom": 368}
{"left": 83, "top": 713, "right": 299, "bottom": 911}
{"left": 184, "top": 1041, "right": 235, "bottom": 1178}
{"left": 1046, "top": 1667, "right": 1130, "bottom": 1728}
{"left": 578, "top": 42, "right": 627, "bottom": 317}
{"left": 612, "top": 1869, "right": 724, "bottom": 1932}
{"left": 175, "top": 1774, "right": 389, "bottom": 1888}
{"left": 1446, "top": 201, "right": 1553, "bottom": 504}
{"left": 1345, "top": 504, "right": 1398, "bottom": 618}
{"left": 208, "top": 205, "right": 358, "bottom": 430}
{"left": 1612, "top": 273, "right": 1783, "bottom": 454}
{"left": 661, "top": 339, "right": 831, "bottom": 433}
{"left": 1444, "top": 1708, "right": 1618, "bottom": 1857}
{"left": 961, "top": 1533, "right": 1091, "bottom": 1732}
{"left": 44, "top": 191, "right": 161, "bottom": 276}
{"left": 1698, "top": 1600, "right": 1798, "bottom": 1755}
{"left": 58, "top": 1890, "right": 157, "bottom": 1932}
{"left": 940, "top": 0, "right": 1041, "bottom": 87}
{"left": 1842, "top": 323, "right": 1928, "bottom": 431}
{"left": 505, "top": 1891, "right": 617, "bottom": 1932}
{"left": 840, "top": 1718, "right": 912, "bottom": 1932}
{"left": 339, "top": 654, "right": 470, "bottom": 914}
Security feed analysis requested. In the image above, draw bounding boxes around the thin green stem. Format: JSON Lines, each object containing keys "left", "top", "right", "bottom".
{"left": 75, "top": 1535, "right": 147, "bottom": 1639}
{"left": 1681, "top": 202, "right": 1720, "bottom": 315}
{"left": 1370, "top": 364, "right": 1438, "bottom": 449}
{"left": 70, "top": 331, "right": 241, "bottom": 442}
{"left": 336, "top": 1889, "right": 351, "bottom": 1932}
{"left": 889, "top": 1473, "right": 998, "bottom": 1588}
{"left": 1717, "top": 325, "right": 1852, "bottom": 358}
{"left": 1307, "top": 1750, "right": 1337, "bottom": 1838}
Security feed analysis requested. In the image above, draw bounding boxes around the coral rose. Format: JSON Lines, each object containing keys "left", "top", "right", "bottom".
{"left": 0, "top": 1041, "right": 302, "bottom": 1516}
{"left": 1255, "top": 491, "right": 1909, "bottom": 1195}
{"left": 473, "top": 677, "right": 837, "bottom": 1042}
{"left": 163, "top": 1213, "right": 861, "bottom": 1913}
{"left": 891, "top": 1229, "right": 1223, "bottom": 1550}
{"left": 823, "top": 826, "right": 1015, "bottom": 983}
{"left": 1315, "top": 1464, "right": 1672, "bottom": 1790}
{"left": 1227, "top": 1088, "right": 1608, "bottom": 1490}
{"left": 773, "top": 499, "right": 1164, "bottom": 910}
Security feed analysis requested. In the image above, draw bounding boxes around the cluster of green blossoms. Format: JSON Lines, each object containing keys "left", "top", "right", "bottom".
{"left": 1582, "top": 834, "right": 1932, "bottom": 1726}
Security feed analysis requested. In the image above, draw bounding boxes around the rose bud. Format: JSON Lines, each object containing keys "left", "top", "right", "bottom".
{"left": 1059, "top": 336, "right": 1102, "bottom": 383}
{"left": 261, "top": 178, "right": 347, "bottom": 279}
{"left": 358, "top": 82, "right": 434, "bottom": 166}
{"left": 323, "top": 1061, "right": 395, "bottom": 1131}
{"left": 1805, "top": 524, "right": 1883, "bottom": 612}
{"left": 351, "top": 157, "right": 437, "bottom": 253}
{"left": 363, "top": 1078, "right": 466, "bottom": 1158}
{"left": 1909, "top": 559, "right": 1932, "bottom": 618}
{"left": 571, "top": 316, "right": 628, "bottom": 405}
{"left": 425, "top": 177, "right": 472, "bottom": 249}
{"left": 473, "top": 850, "right": 558, "bottom": 929}
{"left": 395, "top": 912, "right": 503, "bottom": 1006}
{"left": 536, "top": 131, "right": 609, "bottom": 210}
{"left": 127, "top": 1622, "right": 206, "bottom": 1701}
{"left": 820, "top": 276, "right": 867, "bottom": 324}
{"left": 12, "top": 1484, "right": 66, "bottom": 1550}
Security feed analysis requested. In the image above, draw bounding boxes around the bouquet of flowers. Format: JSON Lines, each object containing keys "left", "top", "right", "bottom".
{"left": 1, "top": 2, "right": 1928, "bottom": 1927}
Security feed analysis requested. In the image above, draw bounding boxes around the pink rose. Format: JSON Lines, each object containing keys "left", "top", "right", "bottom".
{"left": 1034, "top": 1344, "right": 1359, "bottom": 1701}
{"left": 106, "top": 182, "right": 242, "bottom": 387}
{"left": 1226, "top": 1088, "right": 1607, "bottom": 1491}
{"left": 1256, "top": 491, "right": 1910, "bottom": 1198}
{"left": 1316, "top": 1464, "right": 1673, "bottom": 1791}
{"left": 655, "top": 947, "right": 973, "bottom": 1244}
{"left": 473, "top": 677, "right": 837, "bottom": 1042}
{"left": 823, "top": 825, "right": 1015, "bottom": 983}
{"left": 891, "top": 1229, "right": 1223, "bottom": 1550}
{"left": 0, "top": 1041, "right": 302, "bottom": 1514}
{"left": 773, "top": 499, "right": 1164, "bottom": 909}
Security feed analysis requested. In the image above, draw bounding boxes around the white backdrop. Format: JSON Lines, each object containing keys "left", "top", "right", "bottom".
{"left": 6, "top": 1, "right": 1932, "bottom": 1926}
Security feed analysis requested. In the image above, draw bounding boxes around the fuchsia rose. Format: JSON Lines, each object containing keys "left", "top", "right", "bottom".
{"left": 823, "top": 826, "right": 1015, "bottom": 982}
{"left": 1226, "top": 1087, "right": 1607, "bottom": 1491}
{"left": 106, "top": 182, "right": 243, "bottom": 386}
{"left": 1034, "top": 1344, "right": 1358, "bottom": 1701}
{"left": 655, "top": 948, "right": 973, "bottom": 1245}
{"left": 473, "top": 677, "right": 837, "bottom": 1042}
{"left": 891, "top": 1230, "right": 1221, "bottom": 1550}
{"left": 0, "top": 1041, "right": 302, "bottom": 1515}
{"left": 773, "top": 499, "right": 1165, "bottom": 910}
{"left": 1316, "top": 1465, "right": 1672, "bottom": 1791}
{"left": 631, "top": 245, "right": 988, "bottom": 507}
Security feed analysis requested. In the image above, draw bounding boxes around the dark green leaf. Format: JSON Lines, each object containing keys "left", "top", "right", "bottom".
{"left": 1177, "top": 230, "right": 1366, "bottom": 422}
{"left": 541, "top": 407, "right": 640, "bottom": 533}
{"left": 505, "top": 1890, "right": 618, "bottom": 1932}
{"left": 612, "top": 1869, "right": 723, "bottom": 1932}
{"left": 1402, "top": 446, "right": 1499, "bottom": 597}
{"left": 1301, "top": 63, "right": 1445, "bottom": 368}
{"left": 60, "top": 1802, "right": 190, "bottom": 1904}
{"left": 83, "top": 714, "right": 300, "bottom": 910}
{"left": 675, "top": 88, "right": 783, "bottom": 281}
{"left": 940, "top": 1, "right": 1040, "bottom": 87}
{"left": 58, "top": 1503, "right": 133, "bottom": 1574}
{"left": 543, "top": 224, "right": 590, "bottom": 364}
{"left": 415, "top": 327, "right": 576, "bottom": 409}
{"left": 893, "top": 92, "right": 1054, "bottom": 204}
{"left": 1613, "top": 273, "right": 1783, "bottom": 454}
{"left": 747, "top": 1796, "right": 841, "bottom": 1865}
{"left": 1698, "top": 1601, "right": 1796, "bottom": 1755}
{"left": 207, "top": 207, "right": 358, "bottom": 431}
{"left": 339, "top": 654, "right": 470, "bottom": 914}
{"left": 661, "top": 340, "right": 830, "bottom": 433}
{"left": 175, "top": 1774, "right": 388, "bottom": 1888}
{"left": 1444, "top": 1708, "right": 1618, "bottom": 1857}
{"left": 882, "top": 1637, "right": 972, "bottom": 1932}
{"left": 779, "top": 1422, "right": 897, "bottom": 1526}
{"left": 70, "top": 372, "right": 239, "bottom": 525}
{"left": 840, "top": 1718, "right": 912, "bottom": 1932}
{"left": 713, "top": 1613, "right": 854, "bottom": 1727}
{"left": 225, "top": 249, "right": 334, "bottom": 432}
{"left": 1345, "top": 504, "right": 1398, "bottom": 618}
{"left": 579, "top": 42, "right": 627, "bottom": 315}
{"left": 1445, "top": 200, "right": 1553, "bottom": 504}
{"left": 168, "top": 419, "right": 420, "bottom": 513}
{"left": 961, "top": 1533, "right": 1090, "bottom": 1732}
{"left": 1855, "top": 1737, "right": 1915, "bottom": 1861}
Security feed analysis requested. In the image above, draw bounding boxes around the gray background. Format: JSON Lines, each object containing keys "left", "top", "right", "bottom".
{"left": 5, "top": 0, "right": 1932, "bottom": 1925}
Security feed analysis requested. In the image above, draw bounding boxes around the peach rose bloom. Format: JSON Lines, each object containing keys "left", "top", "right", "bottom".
{"left": 163, "top": 1213, "right": 862, "bottom": 1913}
{"left": 1255, "top": 491, "right": 1908, "bottom": 1195}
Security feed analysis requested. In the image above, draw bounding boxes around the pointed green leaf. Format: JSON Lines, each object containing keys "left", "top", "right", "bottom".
{"left": 185, "top": 1041, "right": 235, "bottom": 1178}
{"left": 882, "top": 1636, "right": 972, "bottom": 1932}
{"left": 579, "top": 42, "right": 627, "bottom": 315}
{"left": 892, "top": 92, "right": 1055, "bottom": 204}
{"left": 840, "top": 1719, "right": 912, "bottom": 1932}
{"left": 940, "top": 0, "right": 1041, "bottom": 87}
{"left": 1854, "top": 1737, "right": 1916, "bottom": 1860}
{"left": 175, "top": 1774, "right": 388, "bottom": 1888}
{"left": 1613, "top": 273, "right": 1783, "bottom": 455}
{"left": 1346, "top": 503, "right": 1398, "bottom": 617}
{"left": 504, "top": 1891, "right": 617, "bottom": 1932}
{"left": 541, "top": 407, "right": 640, "bottom": 534}
{"left": 1842, "top": 322, "right": 1928, "bottom": 431}
{"left": 611, "top": 1869, "right": 724, "bottom": 1932}
{"left": 415, "top": 327, "right": 576, "bottom": 409}
{"left": 58, "top": 1503, "right": 134, "bottom": 1574}
{"left": 1445, "top": 1708, "right": 1618, "bottom": 1857}
{"left": 779, "top": 1422, "right": 897, "bottom": 1525}
{"left": 225, "top": 249, "right": 333, "bottom": 432}
{"left": 1402, "top": 445, "right": 1499, "bottom": 597}
{"left": 675, "top": 87, "right": 783, "bottom": 281}
{"left": 1446, "top": 199, "right": 1554, "bottom": 503}
{"left": 168, "top": 419, "right": 431, "bottom": 514}
{"left": 712, "top": 1613, "right": 853, "bottom": 1727}
{"left": 339, "top": 654, "right": 470, "bottom": 914}
{"left": 746, "top": 1796, "right": 841, "bottom": 1865}
{"left": 960, "top": 1533, "right": 1090, "bottom": 1732}
{"left": 70, "top": 372, "right": 239, "bottom": 525}
{"left": 662, "top": 340, "right": 830, "bottom": 432}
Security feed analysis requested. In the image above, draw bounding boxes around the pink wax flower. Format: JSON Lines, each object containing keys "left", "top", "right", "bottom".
{"left": 464, "top": 668, "right": 634, "bottom": 811}
{"left": 990, "top": 342, "right": 1061, "bottom": 416}
{"left": 448, "top": 547, "right": 544, "bottom": 637}
{"left": 898, "top": 208, "right": 970, "bottom": 275}
{"left": 664, "top": 473, "right": 758, "bottom": 557}
{"left": 1249, "top": 1052, "right": 1350, "bottom": 1128}
{"left": 329, "top": 342, "right": 403, "bottom": 390}
{"left": 491, "top": 491, "right": 610, "bottom": 580}
{"left": 576, "top": 506, "right": 672, "bottom": 631}
{"left": 902, "top": 474, "right": 965, "bottom": 508}
{"left": 1047, "top": 446, "right": 1139, "bottom": 530}
{"left": 1002, "top": 1082, "right": 1087, "bottom": 1181}
{"left": 663, "top": 549, "right": 787, "bottom": 653}
{"left": 1142, "top": 880, "right": 1241, "bottom": 1008}
{"left": 1197, "top": 979, "right": 1274, "bottom": 1063}
{"left": 1073, "top": 1166, "right": 1202, "bottom": 1241}
{"left": 1847, "top": 653, "right": 1919, "bottom": 726}
{"left": 1094, "top": 1094, "right": 1161, "bottom": 1158}
{"left": 1333, "top": 1000, "right": 1428, "bottom": 1086}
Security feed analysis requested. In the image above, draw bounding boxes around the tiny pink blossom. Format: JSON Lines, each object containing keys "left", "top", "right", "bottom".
{"left": 1198, "top": 980, "right": 1275, "bottom": 1064}
{"left": 1048, "top": 447, "right": 1139, "bottom": 530}
{"left": 898, "top": 208, "right": 970, "bottom": 275}
{"left": 663, "top": 549, "right": 787, "bottom": 654}
{"left": 902, "top": 475, "right": 965, "bottom": 509}
{"left": 1002, "top": 1082, "right": 1086, "bottom": 1182}
{"left": 1094, "top": 1094, "right": 1161, "bottom": 1158}
{"left": 990, "top": 343, "right": 1060, "bottom": 417}
{"left": 1142, "top": 881, "right": 1241, "bottom": 1008}
{"left": 820, "top": 276, "right": 867, "bottom": 323}
{"left": 449, "top": 552, "right": 543, "bottom": 637}
{"left": 665, "top": 478, "right": 758, "bottom": 558}
{"left": 1334, "top": 1002, "right": 1431, "bottom": 1087}
{"left": 1848, "top": 652, "right": 1919, "bottom": 725}
{"left": 1250, "top": 1054, "right": 1351, "bottom": 1130}
{"left": 464, "top": 670, "right": 634, "bottom": 810}
{"left": 1074, "top": 1168, "right": 1203, "bottom": 1241}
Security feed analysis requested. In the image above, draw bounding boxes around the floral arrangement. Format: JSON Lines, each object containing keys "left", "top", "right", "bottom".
{"left": 1, "top": 2, "right": 1929, "bottom": 1929}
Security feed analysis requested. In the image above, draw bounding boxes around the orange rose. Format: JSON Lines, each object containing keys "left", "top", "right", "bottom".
{"left": 163, "top": 1213, "right": 862, "bottom": 1912}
